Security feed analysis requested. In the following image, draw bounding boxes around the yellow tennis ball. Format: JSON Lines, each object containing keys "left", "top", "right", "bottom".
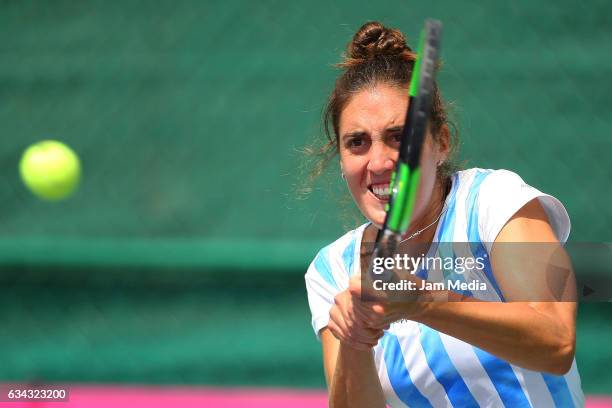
{"left": 20, "top": 140, "right": 81, "bottom": 201}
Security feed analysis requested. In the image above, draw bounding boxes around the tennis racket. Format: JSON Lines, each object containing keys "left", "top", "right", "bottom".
{"left": 366, "top": 20, "right": 443, "bottom": 286}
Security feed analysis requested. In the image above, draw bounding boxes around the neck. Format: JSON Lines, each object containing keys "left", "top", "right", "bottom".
{"left": 401, "top": 177, "right": 449, "bottom": 243}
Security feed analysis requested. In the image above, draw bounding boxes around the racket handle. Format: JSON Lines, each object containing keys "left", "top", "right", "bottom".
{"left": 367, "top": 230, "right": 400, "bottom": 283}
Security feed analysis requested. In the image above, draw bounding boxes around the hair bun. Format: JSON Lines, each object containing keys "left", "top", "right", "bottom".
{"left": 342, "top": 21, "right": 414, "bottom": 67}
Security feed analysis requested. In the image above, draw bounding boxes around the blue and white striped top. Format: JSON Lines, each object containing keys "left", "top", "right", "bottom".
{"left": 305, "top": 168, "right": 584, "bottom": 407}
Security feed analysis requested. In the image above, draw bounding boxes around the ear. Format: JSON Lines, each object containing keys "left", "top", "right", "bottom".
{"left": 437, "top": 124, "right": 451, "bottom": 161}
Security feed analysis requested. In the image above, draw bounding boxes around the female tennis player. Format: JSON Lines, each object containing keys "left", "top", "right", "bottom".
{"left": 305, "top": 21, "right": 584, "bottom": 407}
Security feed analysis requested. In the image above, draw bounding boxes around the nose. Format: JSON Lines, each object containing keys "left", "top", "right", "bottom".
{"left": 366, "top": 141, "right": 396, "bottom": 175}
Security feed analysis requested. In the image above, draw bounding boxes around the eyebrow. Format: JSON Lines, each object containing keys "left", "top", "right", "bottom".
{"left": 385, "top": 125, "right": 404, "bottom": 134}
{"left": 341, "top": 125, "right": 404, "bottom": 140}
{"left": 341, "top": 130, "right": 367, "bottom": 140}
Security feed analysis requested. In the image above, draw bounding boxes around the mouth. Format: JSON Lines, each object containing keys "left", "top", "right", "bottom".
{"left": 368, "top": 182, "right": 391, "bottom": 202}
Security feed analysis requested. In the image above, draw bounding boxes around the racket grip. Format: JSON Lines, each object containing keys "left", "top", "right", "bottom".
{"left": 367, "top": 230, "right": 400, "bottom": 283}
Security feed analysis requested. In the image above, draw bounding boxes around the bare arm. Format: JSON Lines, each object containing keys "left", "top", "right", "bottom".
{"left": 417, "top": 299, "right": 575, "bottom": 374}
{"left": 357, "top": 199, "right": 577, "bottom": 375}
{"left": 320, "top": 328, "right": 386, "bottom": 408}
{"left": 415, "top": 199, "right": 576, "bottom": 374}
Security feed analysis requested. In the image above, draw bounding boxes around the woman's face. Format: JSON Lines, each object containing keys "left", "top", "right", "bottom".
{"left": 338, "top": 83, "right": 445, "bottom": 228}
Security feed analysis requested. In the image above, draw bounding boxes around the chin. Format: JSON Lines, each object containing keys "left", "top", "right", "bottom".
{"left": 355, "top": 193, "right": 387, "bottom": 228}
{"left": 362, "top": 207, "right": 386, "bottom": 229}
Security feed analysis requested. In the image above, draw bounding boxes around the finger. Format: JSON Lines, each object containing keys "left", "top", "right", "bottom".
{"left": 333, "top": 299, "right": 381, "bottom": 342}
{"left": 340, "top": 295, "right": 366, "bottom": 332}
{"left": 332, "top": 304, "right": 370, "bottom": 345}
{"left": 366, "top": 337, "right": 382, "bottom": 348}
{"left": 348, "top": 276, "right": 362, "bottom": 297}
{"left": 371, "top": 302, "right": 386, "bottom": 315}
{"left": 352, "top": 305, "right": 388, "bottom": 332}
{"left": 343, "top": 339, "right": 373, "bottom": 351}
{"left": 367, "top": 319, "right": 391, "bottom": 330}
{"left": 366, "top": 327, "right": 385, "bottom": 340}
{"left": 353, "top": 301, "right": 379, "bottom": 325}
{"left": 330, "top": 307, "right": 351, "bottom": 339}
{"left": 348, "top": 327, "right": 385, "bottom": 344}
{"left": 344, "top": 327, "right": 384, "bottom": 349}
{"left": 328, "top": 323, "right": 344, "bottom": 342}
{"left": 365, "top": 303, "right": 397, "bottom": 329}
{"left": 335, "top": 292, "right": 356, "bottom": 323}
{"left": 328, "top": 319, "right": 351, "bottom": 344}
{"left": 355, "top": 334, "right": 383, "bottom": 349}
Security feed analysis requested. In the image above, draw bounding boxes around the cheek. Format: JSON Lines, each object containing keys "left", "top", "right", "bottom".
{"left": 340, "top": 148, "right": 363, "bottom": 173}
{"left": 340, "top": 155, "right": 371, "bottom": 208}
{"left": 412, "top": 162, "right": 436, "bottom": 219}
{"left": 341, "top": 157, "right": 365, "bottom": 189}
{"left": 410, "top": 140, "right": 440, "bottom": 219}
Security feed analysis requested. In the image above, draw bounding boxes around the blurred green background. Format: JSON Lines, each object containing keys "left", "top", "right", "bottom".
{"left": 1, "top": 0, "right": 610, "bottom": 394}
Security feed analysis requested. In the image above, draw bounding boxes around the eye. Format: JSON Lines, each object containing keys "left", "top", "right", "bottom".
{"left": 388, "top": 132, "right": 402, "bottom": 147}
{"left": 344, "top": 135, "right": 368, "bottom": 152}
{"left": 348, "top": 137, "right": 363, "bottom": 147}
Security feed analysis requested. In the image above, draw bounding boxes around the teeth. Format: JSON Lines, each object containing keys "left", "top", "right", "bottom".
{"left": 372, "top": 184, "right": 390, "bottom": 199}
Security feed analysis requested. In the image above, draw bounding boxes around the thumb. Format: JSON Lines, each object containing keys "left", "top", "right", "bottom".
{"left": 348, "top": 275, "right": 362, "bottom": 297}
{"left": 371, "top": 303, "right": 386, "bottom": 314}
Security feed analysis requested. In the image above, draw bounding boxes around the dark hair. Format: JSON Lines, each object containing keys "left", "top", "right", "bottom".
{"left": 311, "top": 21, "right": 458, "bottom": 183}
